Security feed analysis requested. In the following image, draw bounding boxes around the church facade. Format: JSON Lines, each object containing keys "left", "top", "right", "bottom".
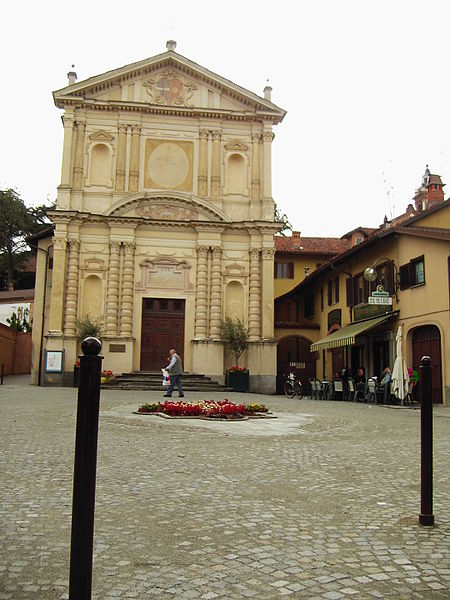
{"left": 31, "top": 42, "right": 286, "bottom": 393}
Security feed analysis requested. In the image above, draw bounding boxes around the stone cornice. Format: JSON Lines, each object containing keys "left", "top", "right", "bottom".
{"left": 47, "top": 209, "right": 280, "bottom": 233}
{"left": 53, "top": 97, "right": 283, "bottom": 124}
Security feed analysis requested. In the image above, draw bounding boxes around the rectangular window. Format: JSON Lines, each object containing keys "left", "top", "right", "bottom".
{"left": 304, "top": 294, "right": 314, "bottom": 319}
{"left": 320, "top": 286, "right": 324, "bottom": 311}
{"left": 334, "top": 276, "right": 339, "bottom": 303}
{"left": 400, "top": 255, "right": 425, "bottom": 289}
{"left": 274, "top": 262, "right": 294, "bottom": 279}
{"left": 327, "top": 281, "right": 332, "bottom": 306}
{"left": 412, "top": 258, "right": 425, "bottom": 285}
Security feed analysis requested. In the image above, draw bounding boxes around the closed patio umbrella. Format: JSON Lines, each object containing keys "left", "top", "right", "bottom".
{"left": 391, "top": 325, "right": 408, "bottom": 404}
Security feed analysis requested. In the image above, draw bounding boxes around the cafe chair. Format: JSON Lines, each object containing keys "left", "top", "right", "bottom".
{"left": 366, "top": 378, "right": 377, "bottom": 403}
{"left": 347, "top": 378, "right": 357, "bottom": 402}
{"left": 332, "top": 379, "right": 344, "bottom": 400}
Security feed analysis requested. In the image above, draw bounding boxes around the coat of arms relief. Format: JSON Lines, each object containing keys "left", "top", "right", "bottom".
{"left": 144, "top": 71, "right": 197, "bottom": 107}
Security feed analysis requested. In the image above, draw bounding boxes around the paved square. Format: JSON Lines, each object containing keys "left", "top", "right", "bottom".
{"left": 1, "top": 380, "right": 449, "bottom": 599}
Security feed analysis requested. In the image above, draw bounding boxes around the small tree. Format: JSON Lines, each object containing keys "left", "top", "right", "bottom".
{"left": 221, "top": 316, "right": 249, "bottom": 367}
{"left": 274, "top": 202, "right": 292, "bottom": 236}
{"left": 6, "top": 310, "right": 32, "bottom": 333}
{"left": 76, "top": 315, "right": 103, "bottom": 341}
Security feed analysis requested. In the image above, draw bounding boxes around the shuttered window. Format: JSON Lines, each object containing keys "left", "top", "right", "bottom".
{"left": 274, "top": 262, "right": 294, "bottom": 279}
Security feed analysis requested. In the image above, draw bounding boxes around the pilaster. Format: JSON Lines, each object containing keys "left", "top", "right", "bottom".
{"left": 120, "top": 242, "right": 136, "bottom": 336}
{"left": 48, "top": 233, "right": 68, "bottom": 334}
{"left": 128, "top": 125, "right": 141, "bottom": 192}
{"left": 72, "top": 121, "right": 86, "bottom": 190}
{"left": 194, "top": 246, "right": 209, "bottom": 338}
{"left": 261, "top": 247, "right": 275, "bottom": 339}
{"left": 198, "top": 129, "right": 208, "bottom": 197}
{"left": 211, "top": 130, "right": 221, "bottom": 198}
{"left": 248, "top": 248, "right": 261, "bottom": 340}
{"left": 105, "top": 241, "right": 121, "bottom": 336}
{"left": 60, "top": 112, "right": 75, "bottom": 187}
{"left": 209, "top": 246, "right": 222, "bottom": 338}
{"left": 251, "top": 133, "right": 261, "bottom": 200}
{"left": 63, "top": 239, "right": 80, "bottom": 336}
{"left": 115, "top": 123, "right": 127, "bottom": 191}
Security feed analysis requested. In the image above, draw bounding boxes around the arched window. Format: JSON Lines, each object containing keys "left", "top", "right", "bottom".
{"left": 90, "top": 143, "right": 111, "bottom": 186}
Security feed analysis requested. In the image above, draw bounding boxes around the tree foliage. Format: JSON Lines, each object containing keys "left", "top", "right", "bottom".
{"left": 274, "top": 202, "right": 292, "bottom": 236}
{"left": 220, "top": 316, "right": 249, "bottom": 366}
{"left": 0, "top": 189, "right": 55, "bottom": 289}
{"left": 6, "top": 310, "right": 32, "bottom": 333}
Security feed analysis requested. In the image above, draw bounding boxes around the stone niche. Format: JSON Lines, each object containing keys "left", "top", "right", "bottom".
{"left": 144, "top": 140, "right": 193, "bottom": 191}
{"left": 136, "top": 256, "right": 194, "bottom": 293}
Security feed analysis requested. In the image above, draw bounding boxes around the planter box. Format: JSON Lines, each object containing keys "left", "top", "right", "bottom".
{"left": 226, "top": 370, "right": 249, "bottom": 392}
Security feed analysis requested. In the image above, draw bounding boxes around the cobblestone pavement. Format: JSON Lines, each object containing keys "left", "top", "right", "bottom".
{"left": 1, "top": 381, "right": 449, "bottom": 599}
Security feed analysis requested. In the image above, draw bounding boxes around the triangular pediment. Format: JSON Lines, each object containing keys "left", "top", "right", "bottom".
{"left": 53, "top": 49, "right": 286, "bottom": 121}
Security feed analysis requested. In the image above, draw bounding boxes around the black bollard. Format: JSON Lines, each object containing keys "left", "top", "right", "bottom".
{"left": 69, "top": 337, "right": 103, "bottom": 599}
{"left": 419, "top": 355, "right": 434, "bottom": 526}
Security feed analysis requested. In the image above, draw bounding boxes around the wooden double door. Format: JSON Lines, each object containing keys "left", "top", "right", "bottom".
{"left": 412, "top": 325, "right": 442, "bottom": 403}
{"left": 140, "top": 298, "right": 185, "bottom": 371}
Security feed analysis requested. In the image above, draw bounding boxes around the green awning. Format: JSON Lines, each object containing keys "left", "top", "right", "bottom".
{"left": 310, "top": 314, "right": 393, "bottom": 352}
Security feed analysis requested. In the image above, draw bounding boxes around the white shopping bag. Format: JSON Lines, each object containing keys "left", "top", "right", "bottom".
{"left": 162, "top": 368, "right": 170, "bottom": 386}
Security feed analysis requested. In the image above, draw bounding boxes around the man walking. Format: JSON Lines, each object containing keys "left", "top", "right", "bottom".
{"left": 163, "top": 349, "right": 184, "bottom": 398}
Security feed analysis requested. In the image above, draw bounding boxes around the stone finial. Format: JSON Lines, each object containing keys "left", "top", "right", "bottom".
{"left": 67, "top": 65, "right": 77, "bottom": 86}
{"left": 263, "top": 85, "right": 272, "bottom": 101}
{"left": 166, "top": 40, "right": 177, "bottom": 51}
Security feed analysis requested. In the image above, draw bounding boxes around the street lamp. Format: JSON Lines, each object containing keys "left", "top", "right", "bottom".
{"left": 363, "top": 257, "right": 399, "bottom": 301}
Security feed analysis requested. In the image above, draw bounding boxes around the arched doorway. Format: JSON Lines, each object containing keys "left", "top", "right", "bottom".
{"left": 277, "top": 336, "right": 317, "bottom": 394}
{"left": 412, "top": 325, "right": 442, "bottom": 403}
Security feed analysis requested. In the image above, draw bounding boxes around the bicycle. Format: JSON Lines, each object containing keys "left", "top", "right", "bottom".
{"left": 283, "top": 372, "right": 303, "bottom": 398}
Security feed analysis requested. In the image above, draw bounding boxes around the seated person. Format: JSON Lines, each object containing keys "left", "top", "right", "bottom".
{"left": 380, "top": 367, "right": 391, "bottom": 386}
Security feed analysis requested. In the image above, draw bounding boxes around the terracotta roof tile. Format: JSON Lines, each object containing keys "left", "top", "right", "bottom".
{"left": 274, "top": 235, "right": 351, "bottom": 255}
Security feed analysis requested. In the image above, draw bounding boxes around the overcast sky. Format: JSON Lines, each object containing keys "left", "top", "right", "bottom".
{"left": 1, "top": 0, "right": 449, "bottom": 236}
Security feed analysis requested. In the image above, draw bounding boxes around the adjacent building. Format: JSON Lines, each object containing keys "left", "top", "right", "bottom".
{"left": 275, "top": 170, "right": 449, "bottom": 404}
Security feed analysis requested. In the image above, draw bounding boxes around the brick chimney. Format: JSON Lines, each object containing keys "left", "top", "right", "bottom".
{"left": 292, "top": 231, "right": 301, "bottom": 239}
{"left": 414, "top": 166, "right": 445, "bottom": 211}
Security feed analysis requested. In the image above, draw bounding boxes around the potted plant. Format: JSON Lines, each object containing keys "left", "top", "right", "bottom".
{"left": 74, "top": 315, "right": 103, "bottom": 386}
{"left": 221, "top": 317, "right": 250, "bottom": 392}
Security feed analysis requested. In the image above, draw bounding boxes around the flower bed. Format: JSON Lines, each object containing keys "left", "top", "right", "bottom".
{"left": 101, "top": 369, "right": 114, "bottom": 384}
{"left": 136, "top": 399, "right": 270, "bottom": 419}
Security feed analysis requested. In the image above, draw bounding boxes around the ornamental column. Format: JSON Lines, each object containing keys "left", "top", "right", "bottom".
{"left": 198, "top": 129, "right": 208, "bottom": 197}
{"left": 48, "top": 234, "right": 68, "bottom": 333}
{"left": 262, "top": 131, "right": 274, "bottom": 199}
{"left": 251, "top": 134, "right": 261, "bottom": 200}
{"left": 63, "top": 239, "right": 80, "bottom": 336}
{"left": 128, "top": 125, "right": 141, "bottom": 192}
{"left": 248, "top": 248, "right": 261, "bottom": 340}
{"left": 72, "top": 121, "right": 86, "bottom": 189}
{"left": 115, "top": 124, "right": 127, "bottom": 191}
{"left": 261, "top": 247, "right": 275, "bottom": 339}
{"left": 194, "top": 246, "right": 209, "bottom": 338}
{"left": 105, "top": 241, "right": 121, "bottom": 336}
{"left": 120, "top": 242, "right": 135, "bottom": 336}
{"left": 60, "top": 112, "right": 75, "bottom": 186}
{"left": 211, "top": 130, "right": 221, "bottom": 197}
{"left": 209, "top": 247, "right": 222, "bottom": 338}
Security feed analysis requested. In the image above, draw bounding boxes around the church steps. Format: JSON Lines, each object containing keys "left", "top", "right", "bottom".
{"left": 102, "top": 372, "right": 233, "bottom": 393}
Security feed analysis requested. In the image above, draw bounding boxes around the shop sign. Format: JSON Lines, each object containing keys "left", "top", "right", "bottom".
{"left": 354, "top": 302, "right": 392, "bottom": 322}
{"left": 368, "top": 296, "right": 393, "bottom": 305}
